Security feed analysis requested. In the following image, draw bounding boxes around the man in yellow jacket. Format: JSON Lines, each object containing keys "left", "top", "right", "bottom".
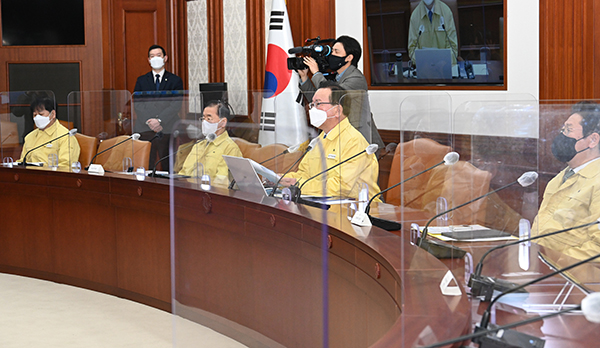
{"left": 532, "top": 106, "right": 600, "bottom": 260}
{"left": 18, "top": 98, "right": 80, "bottom": 168}
{"left": 179, "top": 101, "right": 242, "bottom": 186}
{"left": 279, "top": 82, "right": 381, "bottom": 201}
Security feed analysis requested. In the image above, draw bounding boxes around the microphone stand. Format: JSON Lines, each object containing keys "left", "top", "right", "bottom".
{"left": 469, "top": 219, "right": 600, "bottom": 301}
{"left": 22, "top": 129, "right": 77, "bottom": 167}
{"left": 268, "top": 147, "right": 311, "bottom": 197}
{"left": 479, "top": 251, "right": 600, "bottom": 330}
{"left": 150, "top": 138, "right": 202, "bottom": 177}
{"left": 363, "top": 158, "right": 449, "bottom": 231}
{"left": 418, "top": 179, "right": 521, "bottom": 259}
{"left": 421, "top": 305, "right": 580, "bottom": 348}
{"left": 85, "top": 135, "right": 138, "bottom": 171}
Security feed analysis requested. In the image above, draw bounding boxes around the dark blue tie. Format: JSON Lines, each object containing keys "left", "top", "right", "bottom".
{"left": 155, "top": 74, "right": 160, "bottom": 91}
{"left": 428, "top": 10, "right": 433, "bottom": 23}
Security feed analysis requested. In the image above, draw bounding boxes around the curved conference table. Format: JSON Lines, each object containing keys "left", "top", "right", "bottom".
{"left": 0, "top": 166, "right": 472, "bottom": 347}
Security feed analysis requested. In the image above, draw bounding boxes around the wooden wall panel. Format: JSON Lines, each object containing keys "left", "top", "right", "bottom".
{"left": 539, "top": 0, "right": 597, "bottom": 100}
{"left": 111, "top": 0, "right": 170, "bottom": 92}
{"left": 245, "top": 0, "right": 336, "bottom": 102}
{"left": 0, "top": 0, "right": 104, "bottom": 134}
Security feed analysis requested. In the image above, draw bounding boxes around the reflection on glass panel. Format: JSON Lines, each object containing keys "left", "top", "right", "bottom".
{"left": 365, "top": 0, "right": 504, "bottom": 86}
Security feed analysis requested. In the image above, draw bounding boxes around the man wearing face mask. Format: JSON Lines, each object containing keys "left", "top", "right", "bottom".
{"left": 279, "top": 83, "right": 381, "bottom": 201}
{"left": 18, "top": 98, "right": 80, "bottom": 167}
{"left": 408, "top": 0, "right": 458, "bottom": 65}
{"left": 178, "top": 101, "right": 242, "bottom": 185}
{"left": 133, "top": 44, "right": 184, "bottom": 169}
{"left": 532, "top": 104, "right": 600, "bottom": 260}
{"left": 298, "top": 35, "right": 384, "bottom": 150}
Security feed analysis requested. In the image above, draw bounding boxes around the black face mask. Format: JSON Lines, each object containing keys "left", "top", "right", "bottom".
{"left": 327, "top": 54, "right": 348, "bottom": 71}
{"left": 551, "top": 132, "right": 587, "bottom": 163}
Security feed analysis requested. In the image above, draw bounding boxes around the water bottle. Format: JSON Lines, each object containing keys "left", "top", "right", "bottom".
{"left": 394, "top": 53, "right": 402, "bottom": 75}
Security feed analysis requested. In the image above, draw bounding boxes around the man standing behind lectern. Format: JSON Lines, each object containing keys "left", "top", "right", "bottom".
{"left": 133, "top": 44, "right": 184, "bottom": 169}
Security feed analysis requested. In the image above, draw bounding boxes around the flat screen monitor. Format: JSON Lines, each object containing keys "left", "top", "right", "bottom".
{"left": 199, "top": 83, "right": 228, "bottom": 109}
{"left": 1, "top": 0, "right": 85, "bottom": 46}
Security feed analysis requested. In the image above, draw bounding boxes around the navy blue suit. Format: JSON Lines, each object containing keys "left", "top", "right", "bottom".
{"left": 133, "top": 70, "right": 184, "bottom": 169}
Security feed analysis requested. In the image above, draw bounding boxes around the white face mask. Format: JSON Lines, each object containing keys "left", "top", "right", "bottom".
{"left": 150, "top": 56, "right": 165, "bottom": 70}
{"left": 308, "top": 107, "right": 336, "bottom": 128}
{"left": 33, "top": 114, "right": 51, "bottom": 130}
{"left": 424, "top": 0, "right": 434, "bottom": 6}
{"left": 202, "top": 119, "right": 222, "bottom": 138}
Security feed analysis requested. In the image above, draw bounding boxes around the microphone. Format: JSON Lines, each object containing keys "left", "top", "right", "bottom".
{"left": 150, "top": 137, "right": 204, "bottom": 177}
{"left": 420, "top": 304, "right": 582, "bottom": 348}
{"left": 440, "top": 16, "right": 460, "bottom": 77}
{"left": 85, "top": 133, "right": 140, "bottom": 170}
{"left": 205, "top": 133, "right": 216, "bottom": 143}
{"left": 469, "top": 219, "right": 600, "bottom": 301}
{"left": 417, "top": 171, "right": 538, "bottom": 259}
{"left": 476, "top": 251, "right": 600, "bottom": 344}
{"left": 364, "top": 151, "right": 459, "bottom": 231}
{"left": 150, "top": 131, "right": 164, "bottom": 141}
{"left": 267, "top": 137, "right": 319, "bottom": 196}
{"left": 260, "top": 139, "right": 311, "bottom": 165}
{"left": 297, "top": 144, "right": 378, "bottom": 191}
{"left": 284, "top": 143, "right": 378, "bottom": 209}
{"left": 376, "top": 142, "right": 397, "bottom": 161}
{"left": 582, "top": 292, "right": 600, "bottom": 323}
{"left": 22, "top": 128, "right": 78, "bottom": 167}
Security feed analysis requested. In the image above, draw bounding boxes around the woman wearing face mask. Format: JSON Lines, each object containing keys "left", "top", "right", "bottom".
{"left": 298, "top": 35, "right": 384, "bottom": 150}
{"left": 17, "top": 98, "right": 80, "bottom": 167}
{"left": 532, "top": 107, "right": 600, "bottom": 260}
{"left": 178, "top": 101, "right": 242, "bottom": 185}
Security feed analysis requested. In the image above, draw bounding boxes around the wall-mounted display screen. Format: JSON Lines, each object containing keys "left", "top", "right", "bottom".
{"left": 1, "top": 0, "right": 84, "bottom": 46}
{"left": 365, "top": 0, "right": 504, "bottom": 87}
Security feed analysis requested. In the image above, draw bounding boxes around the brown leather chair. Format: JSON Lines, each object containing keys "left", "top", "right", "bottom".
{"left": 385, "top": 138, "right": 451, "bottom": 206}
{"left": 232, "top": 137, "right": 303, "bottom": 173}
{"left": 58, "top": 120, "right": 75, "bottom": 130}
{"left": 232, "top": 137, "right": 261, "bottom": 158}
{"left": 74, "top": 133, "right": 98, "bottom": 168}
{"left": 421, "top": 161, "right": 492, "bottom": 226}
{"left": 95, "top": 135, "right": 151, "bottom": 171}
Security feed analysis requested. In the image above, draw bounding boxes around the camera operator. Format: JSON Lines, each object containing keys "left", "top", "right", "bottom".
{"left": 298, "top": 35, "right": 384, "bottom": 149}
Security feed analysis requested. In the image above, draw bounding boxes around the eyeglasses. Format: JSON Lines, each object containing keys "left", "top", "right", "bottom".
{"left": 560, "top": 125, "right": 576, "bottom": 136}
{"left": 308, "top": 101, "right": 335, "bottom": 109}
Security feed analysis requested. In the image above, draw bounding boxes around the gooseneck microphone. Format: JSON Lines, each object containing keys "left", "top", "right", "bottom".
{"left": 469, "top": 219, "right": 600, "bottom": 301}
{"left": 267, "top": 137, "right": 319, "bottom": 196}
{"left": 376, "top": 142, "right": 397, "bottom": 161}
{"left": 417, "top": 171, "right": 538, "bottom": 259}
{"left": 477, "top": 251, "right": 600, "bottom": 343}
{"left": 85, "top": 133, "right": 140, "bottom": 170}
{"left": 421, "top": 305, "right": 581, "bottom": 348}
{"left": 150, "top": 138, "right": 204, "bottom": 177}
{"left": 422, "top": 291, "right": 600, "bottom": 348}
{"left": 440, "top": 16, "right": 460, "bottom": 78}
{"left": 297, "top": 144, "right": 379, "bottom": 191}
{"left": 259, "top": 139, "right": 310, "bottom": 166}
{"left": 22, "top": 128, "right": 78, "bottom": 167}
{"left": 363, "top": 152, "right": 459, "bottom": 231}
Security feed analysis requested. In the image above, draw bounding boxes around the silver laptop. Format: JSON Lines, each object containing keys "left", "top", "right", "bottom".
{"left": 415, "top": 48, "right": 453, "bottom": 79}
{"left": 223, "top": 155, "right": 269, "bottom": 197}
